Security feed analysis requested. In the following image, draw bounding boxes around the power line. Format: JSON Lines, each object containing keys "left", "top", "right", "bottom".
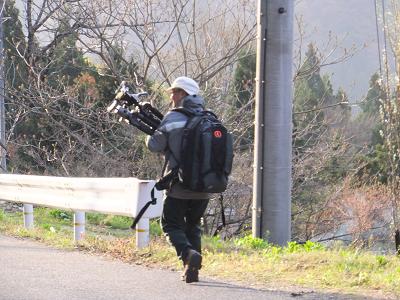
{"left": 374, "top": 0, "right": 383, "bottom": 75}
{"left": 0, "top": 0, "right": 6, "bottom": 173}
{"left": 381, "top": 0, "right": 391, "bottom": 96}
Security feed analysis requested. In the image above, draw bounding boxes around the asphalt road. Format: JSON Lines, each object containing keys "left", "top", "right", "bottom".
{"left": 0, "top": 235, "right": 385, "bottom": 300}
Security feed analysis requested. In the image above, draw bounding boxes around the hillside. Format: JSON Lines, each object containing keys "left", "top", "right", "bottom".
{"left": 296, "top": 0, "right": 382, "bottom": 102}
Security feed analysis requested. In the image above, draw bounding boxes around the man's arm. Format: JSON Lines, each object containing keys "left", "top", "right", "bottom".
{"left": 146, "top": 111, "right": 187, "bottom": 153}
{"left": 146, "top": 129, "right": 167, "bottom": 153}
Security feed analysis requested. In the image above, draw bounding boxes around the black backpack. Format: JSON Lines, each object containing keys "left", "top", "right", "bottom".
{"left": 173, "top": 108, "right": 233, "bottom": 193}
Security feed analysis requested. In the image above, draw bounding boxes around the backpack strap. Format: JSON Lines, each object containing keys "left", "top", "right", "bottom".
{"left": 172, "top": 108, "right": 219, "bottom": 119}
{"left": 171, "top": 107, "right": 195, "bottom": 117}
{"left": 166, "top": 107, "right": 195, "bottom": 166}
{"left": 156, "top": 109, "right": 189, "bottom": 186}
{"left": 219, "top": 194, "right": 226, "bottom": 227}
{"left": 212, "top": 194, "right": 227, "bottom": 236}
{"left": 130, "top": 182, "right": 158, "bottom": 229}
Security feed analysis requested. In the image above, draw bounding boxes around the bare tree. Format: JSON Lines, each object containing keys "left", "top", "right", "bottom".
{"left": 5, "top": 1, "right": 258, "bottom": 234}
{"left": 5, "top": 0, "right": 372, "bottom": 242}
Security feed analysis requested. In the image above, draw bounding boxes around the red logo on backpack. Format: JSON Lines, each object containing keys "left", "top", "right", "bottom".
{"left": 214, "top": 130, "right": 222, "bottom": 138}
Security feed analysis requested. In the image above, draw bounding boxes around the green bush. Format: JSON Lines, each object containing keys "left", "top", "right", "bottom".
{"left": 150, "top": 219, "right": 162, "bottom": 236}
{"left": 285, "top": 241, "right": 325, "bottom": 253}
{"left": 376, "top": 255, "right": 388, "bottom": 267}
{"left": 87, "top": 213, "right": 106, "bottom": 225}
{"left": 49, "top": 209, "right": 73, "bottom": 221}
{"left": 285, "top": 241, "right": 302, "bottom": 253}
{"left": 302, "top": 240, "right": 325, "bottom": 252}
{"left": 41, "top": 223, "right": 59, "bottom": 232}
{"left": 203, "top": 235, "right": 226, "bottom": 251}
{"left": 234, "top": 235, "right": 270, "bottom": 250}
{"left": 103, "top": 215, "right": 131, "bottom": 229}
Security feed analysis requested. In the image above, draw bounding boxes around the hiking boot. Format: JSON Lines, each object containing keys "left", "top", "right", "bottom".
{"left": 182, "top": 249, "right": 202, "bottom": 283}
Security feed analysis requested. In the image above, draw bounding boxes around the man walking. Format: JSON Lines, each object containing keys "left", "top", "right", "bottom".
{"left": 146, "top": 76, "right": 209, "bottom": 283}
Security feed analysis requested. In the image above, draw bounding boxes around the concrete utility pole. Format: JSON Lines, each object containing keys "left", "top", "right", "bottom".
{"left": 252, "top": 0, "right": 294, "bottom": 245}
{"left": 0, "top": 1, "right": 6, "bottom": 173}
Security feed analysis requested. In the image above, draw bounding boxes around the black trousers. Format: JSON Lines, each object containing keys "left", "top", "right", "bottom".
{"left": 161, "top": 196, "right": 209, "bottom": 260}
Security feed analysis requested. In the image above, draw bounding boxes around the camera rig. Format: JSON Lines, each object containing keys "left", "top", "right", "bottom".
{"left": 107, "top": 82, "right": 164, "bottom": 135}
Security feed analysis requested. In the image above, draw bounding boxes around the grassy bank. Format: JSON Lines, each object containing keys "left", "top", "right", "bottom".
{"left": 0, "top": 207, "right": 399, "bottom": 299}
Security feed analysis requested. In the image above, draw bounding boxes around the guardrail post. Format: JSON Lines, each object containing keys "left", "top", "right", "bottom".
{"left": 74, "top": 211, "right": 85, "bottom": 241}
{"left": 136, "top": 217, "right": 149, "bottom": 248}
{"left": 23, "top": 204, "right": 34, "bottom": 229}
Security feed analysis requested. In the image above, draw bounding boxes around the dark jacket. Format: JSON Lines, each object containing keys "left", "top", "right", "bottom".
{"left": 146, "top": 95, "right": 210, "bottom": 199}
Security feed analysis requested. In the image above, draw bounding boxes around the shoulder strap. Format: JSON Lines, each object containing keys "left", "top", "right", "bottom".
{"left": 130, "top": 183, "right": 158, "bottom": 229}
{"left": 160, "top": 108, "right": 192, "bottom": 181}
{"left": 172, "top": 107, "right": 219, "bottom": 118}
{"left": 171, "top": 107, "right": 195, "bottom": 117}
{"left": 212, "top": 194, "right": 226, "bottom": 236}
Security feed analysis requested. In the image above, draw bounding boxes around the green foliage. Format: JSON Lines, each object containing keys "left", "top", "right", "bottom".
{"left": 41, "top": 223, "right": 51, "bottom": 230}
{"left": 233, "top": 236, "right": 325, "bottom": 254}
{"left": 357, "top": 143, "right": 389, "bottom": 184}
{"left": 360, "top": 73, "right": 386, "bottom": 116}
{"left": 41, "top": 223, "right": 60, "bottom": 232}
{"left": 334, "top": 88, "right": 352, "bottom": 123}
{"left": 44, "top": 20, "right": 93, "bottom": 88}
{"left": 234, "top": 235, "right": 270, "bottom": 249}
{"left": 150, "top": 219, "right": 162, "bottom": 237}
{"left": 87, "top": 213, "right": 161, "bottom": 234}
{"left": 3, "top": 0, "right": 27, "bottom": 89}
{"left": 87, "top": 213, "right": 106, "bottom": 225}
{"left": 376, "top": 255, "right": 388, "bottom": 267}
{"left": 283, "top": 241, "right": 323, "bottom": 255}
{"left": 230, "top": 48, "right": 256, "bottom": 148}
{"left": 103, "top": 215, "right": 132, "bottom": 230}
{"left": 48, "top": 209, "right": 73, "bottom": 221}
{"left": 291, "top": 44, "right": 353, "bottom": 242}
{"left": 285, "top": 240, "right": 325, "bottom": 253}
{"left": 284, "top": 241, "right": 302, "bottom": 253}
{"left": 4, "top": 11, "right": 97, "bottom": 173}
{"left": 379, "top": 98, "right": 400, "bottom": 190}
{"left": 317, "top": 133, "right": 349, "bottom": 182}
{"left": 3, "top": 1, "right": 29, "bottom": 172}
{"left": 93, "top": 43, "right": 143, "bottom": 103}
{"left": 353, "top": 73, "right": 397, "bottom": 185}
{"left": 232, "top": 49, "right": 256, "bottom": 109}
{"left": 203, "top": 235, "right": 226, "bottom": 251}
{"left": 302, "top": 240, "right": 325, "bottom": 251}
{"left": 293, "top": 44, "right": 329, "bottom": 151}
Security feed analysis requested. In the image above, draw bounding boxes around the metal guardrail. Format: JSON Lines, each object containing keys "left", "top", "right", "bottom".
{"left": 0, "top": 174, "right": 163, "bottom": 248}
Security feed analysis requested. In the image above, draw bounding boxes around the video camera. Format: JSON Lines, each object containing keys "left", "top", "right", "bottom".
{"left": 107, "top": 82, "right": 164, "bottom": 135}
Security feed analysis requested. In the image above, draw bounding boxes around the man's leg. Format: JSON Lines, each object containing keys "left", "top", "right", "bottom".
{"left": 161, "top": 196, "right": 191, "bottom": 259}
{"left": 162, "top": 197, "right": 209, "bottom": 283}
{"left": 181, "top": 198, "right": 209, "bottom": 283}
{"left": 185, "top": 199, "right": 209, "bottom": 254}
